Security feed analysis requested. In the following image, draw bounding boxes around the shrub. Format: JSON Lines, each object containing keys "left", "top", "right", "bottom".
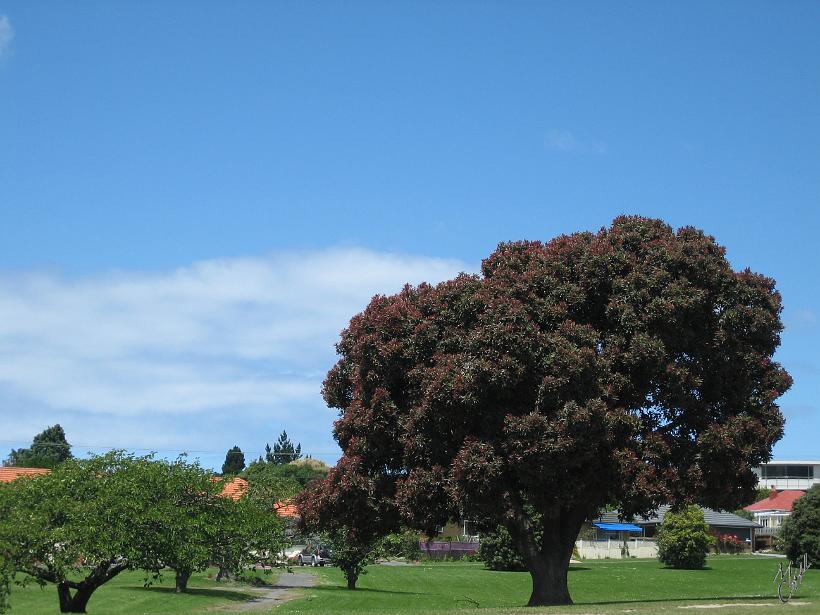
{"left": 780, "top": 485, "right": 820, "bottom": 565}
{"left": 478, "top": 526, "right": 526, "bottom": 571}
{"left": 714, "top": 533, "right": 744, "bottom": 554}
{"left": 657, "top": 506, "right": 715, "bottom": 569}
{"left": 380, "top": 531, "right": 422, "bottom": 560}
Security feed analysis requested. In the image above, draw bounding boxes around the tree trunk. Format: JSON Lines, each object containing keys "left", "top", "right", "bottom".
{"left": 57, "top": 583, "right": 95, "bottom": 613}
{"left": 506, "top": 503, "right": 584, "bottom": 607}
{"left": 175, "top": 569, "right": 192, "bottom": 593}
{"left": 54, "top": 559, "right": 127, "bottom": 613}
{"left": 524, "top": 551, "right": 572, "bottom": 606}
{"left": 216, "top": 566, "right": 231, "bottom": 582}
{"left": 344, "top": 567, "right": 358, "bottom": 590}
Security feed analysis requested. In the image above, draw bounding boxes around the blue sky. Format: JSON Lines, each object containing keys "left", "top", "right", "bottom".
{"left": 0, "top": 1, "right": 818, "bottom": 470}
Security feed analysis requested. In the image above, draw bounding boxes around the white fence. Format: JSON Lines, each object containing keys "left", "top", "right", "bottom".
{"left": 576, "top": 538, "right": 658, "bottom": 559}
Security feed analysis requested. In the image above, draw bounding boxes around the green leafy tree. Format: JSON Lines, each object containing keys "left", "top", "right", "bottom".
{"left": 321, "top": 528, "right": 379, "bottom": 590}
{"left": 243, "top": 457, "right": 329, "bottom": 487}
{"left": 265, "top": 431, "right": 302, "bottom": 465}
{"left": 320, "top": 217, "right": 791, "bottom": 605}
{"left": 0, "top": 531, "right": 11, "bottom": 615}
{"left": 380, "top": 530, "right": 422, "bottom": 561}
{"left": 210, "top": 482, "right": 293, "bottom": 581}
{"left": 780, "top": 485, "right": 820, "bottom": 564}
{"left": 127, "top": 457, "right": 223, "bottom": 593}
{"left": 755, "top": 487, "right": 776, "bottom": 502}
{"left": 656, "top": 506, "right": 715, "bottom": 569}
{"left": 221, "top": 446, "right": 246, "bottom": 475}
{"left": 733, "top": 508, "right": 754, "bottom": 521}
{"left": 5, "top": 424, "right": 72, "bottom": 469}
{"left": 478, "top": 525, "right": 527, "bottom": 571}
{"left": 0, "top": 452, "right": 159, "bottom": 613}
{"left": 212, "top": 461, "right": 300, "bottom": 581}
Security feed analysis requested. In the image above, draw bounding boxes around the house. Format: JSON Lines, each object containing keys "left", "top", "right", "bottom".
{"left": 744, "top": 489, "right": 804, "bottom": 549}
{"left": 216, "top": 476, "right": 249, "bottom": 500}
{"left": 215, "top": 476, "right": 299, "bottom": 519}
{"left": 754, "top": 460, "right": 820, "bottom": 491}
{"left": 273, "top": 501, "right": 299, "bottom": 518}
{"left": 596, "top": 505, "right": 761, "bottom": 551}
{"left": 0, "top": 467, "right": 50, "bottom": 483}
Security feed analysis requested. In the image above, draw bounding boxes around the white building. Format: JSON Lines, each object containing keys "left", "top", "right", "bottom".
{"left": 753, "top": 461, "right": 820, "bottom": 491}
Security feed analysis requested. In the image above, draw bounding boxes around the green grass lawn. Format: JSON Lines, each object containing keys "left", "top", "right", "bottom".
{"left": 6, "top": 558, "right": 818, "bottom": 615}
{"left": 280, "top": 557, "right": 820, "bottom": 615}
{"left": 4, "top": 567, "right": 280, "bottom": 615}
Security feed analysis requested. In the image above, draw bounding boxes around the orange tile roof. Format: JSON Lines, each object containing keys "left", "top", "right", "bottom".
{"left": 274, "top": 500, "right": 299, "bottom": 518}
{"left": 214, "top": 476, "right": 249, "bottom": 500}
{"left": 0, "top": 467, "right": 51, "bottom": 483}
{"left": 212, "top": 478, "right": 299, "bottom": 517}
{"left": 745, "top": 490, "right": 805, "bottom": 512}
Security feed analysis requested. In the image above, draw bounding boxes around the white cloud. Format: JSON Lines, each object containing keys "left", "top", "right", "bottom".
{"left": 546, "top": 130, "right": 607, "bottom": 155}
{"left": 0, "top": 15, "right": 13, "bottom": 61}
{"left": 0, "top": 248, "right": 469, "bottom": 418}
{"left": 0, "top": 248, "right": 471, "bottom": 464}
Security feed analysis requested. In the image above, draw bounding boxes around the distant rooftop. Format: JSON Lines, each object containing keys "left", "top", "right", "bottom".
{"left": 598, "top": 505, "right": 760, "bottom": 529}
{"left": 757, "top": 461, "right": 820, "bottom": 465}
{"left": 745, "top": 490, "right": 805, "bottom": 513}
{"left": 0, "top": 467, "right": 51, "bottom": 483}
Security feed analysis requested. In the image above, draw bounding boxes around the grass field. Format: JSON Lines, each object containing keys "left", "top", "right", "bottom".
{"left": 4, "top": 568, "right": 279, "bottom": 614}
{"left": 279, "top": 557, "right": 820, "bottom": 615}
{"left": 5, "top": 557, "right": 818, "bottom": 615}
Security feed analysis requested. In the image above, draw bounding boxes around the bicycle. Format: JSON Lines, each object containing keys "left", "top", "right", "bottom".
{"left": 774, "top": 554, "right": 811, "bottom": 603}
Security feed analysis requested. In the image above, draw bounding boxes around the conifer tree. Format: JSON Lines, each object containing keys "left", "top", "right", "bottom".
{"left": 221, "top": 446, "right": 245, "bottom": 475}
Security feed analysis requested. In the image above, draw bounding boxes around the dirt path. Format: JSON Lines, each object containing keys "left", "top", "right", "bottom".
{"left": 230, "top": 571, "right": 317, "bottom": 611}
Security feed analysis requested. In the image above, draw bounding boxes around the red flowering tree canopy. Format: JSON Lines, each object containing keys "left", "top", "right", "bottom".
{"left": 320, "top": 217, "right": 791, "bottom": 605}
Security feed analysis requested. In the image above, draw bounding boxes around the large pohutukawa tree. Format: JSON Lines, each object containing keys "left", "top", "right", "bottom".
{"left": 321, "top": 216, "right": 791, "bottom": 606}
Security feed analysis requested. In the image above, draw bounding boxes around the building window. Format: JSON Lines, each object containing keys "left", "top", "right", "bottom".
{"left": 761, "top": 465, "right": 814, "bottom": 479}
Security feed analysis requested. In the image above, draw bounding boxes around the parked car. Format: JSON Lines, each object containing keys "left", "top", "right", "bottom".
{"left": 298, "top": 544, "right": 332, "bottom": 566}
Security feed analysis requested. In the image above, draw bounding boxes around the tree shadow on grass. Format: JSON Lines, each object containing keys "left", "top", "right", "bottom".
{"left": 308, "top": 585, "right": 427, "bottom": 596}
{"left": 575, "top": 595, "right": 778, "bottom": 607}
{"left": 482, "top": 566, "right": 592, "bottom": 573}
{"left": 114, "top": 586, "right": 257, "bottom": 602}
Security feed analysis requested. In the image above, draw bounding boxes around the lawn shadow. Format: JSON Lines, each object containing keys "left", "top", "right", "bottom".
{"left": 309, "top": 585, "right": 427, "bottom": 596}
{"left": 482, "top": 566, "right": 592, "bottom": 573}
{"left": 116, "top": 585, "right": 257, "bottom": 602}
{"left": 576, "top": 595, "right": 779, "bottom": 607}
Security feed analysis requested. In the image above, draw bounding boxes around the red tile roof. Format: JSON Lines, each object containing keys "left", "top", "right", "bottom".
{"left": 215, "top": 477, "right": 249, "bottom": 501}
{"left": 744, "top": 490, "right": 805, "bottom": 512}
{"left": 0, "top": 467, "right": 51, "bottom": 483}
{"left": 273, "top": 500, "right": 299, "bottom": 518}
{"left": 212, "top": 477, "right": 298, "bottom": 517}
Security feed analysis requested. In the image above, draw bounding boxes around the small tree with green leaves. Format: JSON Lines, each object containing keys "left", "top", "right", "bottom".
{"left": 380, "top": 530, "right": 422, "bottom": 561}
{"left": 321, "top": 528, "right": 380, "bottom": 590}
{"left": 779, "top": 485, "right": 820, "bottom": 565}
{"left": 657, "top": 506, "right": 715, "bottom": 569}
{"left": 0, "top": 538, "right": 11, "bottom": 615}
{"left": 222, "top": 446, "right": 246, "bottom": 475}
{"left": 0, "top": 452, "right": 158, "bottom": 613}
{"left": 243, "top": 457, "right": 329, "bottom": 487}
{"left": 211, "top": 468, "right": 299, "bottom": 581}
{"left": 127, "top": 457, "right": 224, "bottom": 593}
{"left": 5, "top": 424, "right": 72, "bottom": 469}
{"left": 479, "top": 525, "right": 527, "bottom": 571}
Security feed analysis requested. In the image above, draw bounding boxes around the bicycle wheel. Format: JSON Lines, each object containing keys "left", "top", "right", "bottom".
{"left": 778, "top": 580, "right": 792, "bottom": 603}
